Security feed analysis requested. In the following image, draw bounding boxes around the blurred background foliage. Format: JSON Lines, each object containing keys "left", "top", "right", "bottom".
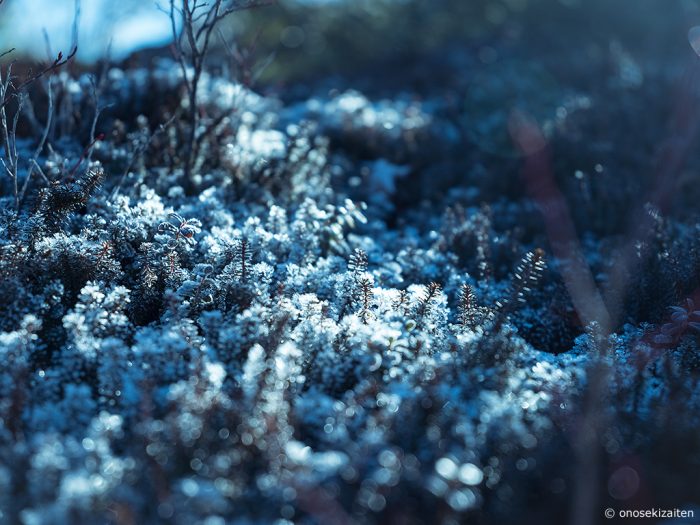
{"left": 227, "top": 0, "right": 700, "bottom": 87}
{"left": 4, "top": 0, "right": 700, "bottom": 212}
{"left": 1, "top": 0, "right": 700, "bottom": 86}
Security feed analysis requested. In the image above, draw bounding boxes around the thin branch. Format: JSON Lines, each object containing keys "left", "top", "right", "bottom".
{"left": 167, "top": 0, "right": 274, "bottom": 189}
{"left": 111, "top": 112, "right": 180, "bottom": 199}
{"left": 1, "top": 62, "right": 18, "bottom": 209}
{"left": 7, "top": 94, "right": 24, "bottom": 210}
{"left": 30, "top": 158, "right": 50, "bottom": 185}
{"left": 86, "top": 75, "right": 114, "bottom": 166}
{"left": 71, "top": 0, "right": 81, "bottom": 53}
{"left": 66, "top": 132, "right": 105, "bottom": 181}
{"left": 43, "top": 29, "right": 54, "bottom": 61}
{"left": 0, "top": 48, "right": 78, "bottom": 112}
{"left": 19, "top": 78, "right": 54, "bottom": 204}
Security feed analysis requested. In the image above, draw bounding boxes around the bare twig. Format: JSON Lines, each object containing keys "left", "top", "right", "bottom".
{"left": 30, "top": 158, "right": 50, "bottom": 185}
{"left": 0, "top": 65, "right": 23, "bottom": 210}
{"left": 19, "top": 78, "right": 54, "bottom": 205}
{"left": 0, "top": 48, "right": 77, "bottom": 113}
{"left": 71, "top": 0, "right": 81, "bottom": 56}
{"left": 0, "top": 0, "right": 79, "bottom": 211}
{"left": 218, "top": 26, "right": 273, "bottom": 87}
{"left": 111, "top": 112, "right": 180, "bottom": 200}
{"left": 65, "top": 133, "right": 105, "bottom": 181}
{"left": 86, "top": 75, "right": 114, "bottom": 167}
{"left": 167, "top": 0, "right": 274, "bottom": 190}
{"left": 0, "top": 48, "right": 75, "bottom": 210}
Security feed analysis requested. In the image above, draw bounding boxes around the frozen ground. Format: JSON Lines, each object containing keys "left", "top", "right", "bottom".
{"left": 2, "top": 2, "right": 700, "bottom": 524}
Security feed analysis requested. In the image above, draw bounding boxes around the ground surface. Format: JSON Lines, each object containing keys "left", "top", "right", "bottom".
{"left": 2, "top": 1, "right": 700, "bottom": 524}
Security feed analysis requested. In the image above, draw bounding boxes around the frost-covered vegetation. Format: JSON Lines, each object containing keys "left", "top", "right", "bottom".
{"left": 2, "top": 0, "right": 700, "bottom": 523}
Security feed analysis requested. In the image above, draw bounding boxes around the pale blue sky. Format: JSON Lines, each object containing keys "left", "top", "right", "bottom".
{"left": 4, "top": 0, "right": 178, "bottom": 62}
{"left": 2, "top": 0, "right": 344, "bottom": 62}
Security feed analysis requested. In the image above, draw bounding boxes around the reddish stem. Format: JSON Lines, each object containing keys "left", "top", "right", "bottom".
{"left": 67, "top": 133, "right": 105, "bottom": 180}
